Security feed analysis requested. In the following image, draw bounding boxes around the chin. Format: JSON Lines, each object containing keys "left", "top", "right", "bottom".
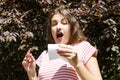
{"left": 57, "top": 42, "right": 68, "bottom": 44}
{"left": 55, "top": 39, "right": 69, "bottom": 44}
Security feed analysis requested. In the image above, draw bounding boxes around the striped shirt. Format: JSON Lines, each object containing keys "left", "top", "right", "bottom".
{"left": 36, "top": 41, "right": 97, "bottom": 80}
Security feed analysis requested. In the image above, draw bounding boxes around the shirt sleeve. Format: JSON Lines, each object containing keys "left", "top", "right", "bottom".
{"left": 76, "top": 41, "right": 97, "bottom": 64}
{"left": 35, "top": 50, "right": 47, "bottom": 67}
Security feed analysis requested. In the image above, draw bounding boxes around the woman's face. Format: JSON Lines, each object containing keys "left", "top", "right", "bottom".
{"left": 51, "top": 13, "right": 71, "bottom": 44}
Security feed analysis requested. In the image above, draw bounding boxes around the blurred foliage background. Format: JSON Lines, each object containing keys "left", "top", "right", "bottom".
{"left": 0, "top": 0, "right": 120, "bottom": 80}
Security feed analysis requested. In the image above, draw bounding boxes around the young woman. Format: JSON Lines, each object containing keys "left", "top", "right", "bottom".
{"left": 22, "top": 7, "right": 102, "bottom": 80}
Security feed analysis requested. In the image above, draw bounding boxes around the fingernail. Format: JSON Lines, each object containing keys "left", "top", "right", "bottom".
{"left": 57, "top": 49, "right": 59, "bottom": 51}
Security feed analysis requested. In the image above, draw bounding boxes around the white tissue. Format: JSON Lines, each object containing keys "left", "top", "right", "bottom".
{"left": 48, "top": 44, "right": 68, "bottom": 62}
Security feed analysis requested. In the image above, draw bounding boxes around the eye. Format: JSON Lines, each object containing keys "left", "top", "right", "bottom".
{"left": 61, "top": 18, "right": 68, "bottom": 25}
{"left": 51, "top": 20, "right": 58, "bottom": 26}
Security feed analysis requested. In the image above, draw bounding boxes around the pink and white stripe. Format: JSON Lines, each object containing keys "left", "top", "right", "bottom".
{"left": 36, "top": 41, "right": 97, "bottom": 80}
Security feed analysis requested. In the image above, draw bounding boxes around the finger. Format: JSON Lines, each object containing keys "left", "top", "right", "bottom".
{"left": 26, "top": 53, "right": 35, "bottom": 63}
{"left": 23, "top": 57, "right": 30, "bottom": 64}
{"left": 22, "top": 61, "right": 30, "bottom": 71}
{"left": 30, "top": 53, "right": 35, "bottom": 61}
{"left": 58, "top": 52, "right": 71, "bottom": 57}
{"left": 23, "top": 55, "right": 32, "bottom": 63}
{"left": 27, "top": 48, "right": 31, "bottom": 54}
{"left": 57, "top": 48, "right": 75, "bottom": 53}
{"left": 59, "top": 52, "right": 76, "bottom": 61}
{"left": 26, "top": 49, "right": 32, "bottom": 58}
{"left": 58, "top": 44, "right": 73, "bottom": 50}
{"left": 22, "top": 60, "right": 27, "bottom": 65}
{"left": 22, "top": 60, "right": 29, "bottom": 68}
{"left": 59, "top": 52, "right": 77, "bottom": 61}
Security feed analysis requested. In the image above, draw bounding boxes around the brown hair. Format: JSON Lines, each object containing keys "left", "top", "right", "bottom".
{"left": 48, "top": 7, "right": 87, "bottom": 45}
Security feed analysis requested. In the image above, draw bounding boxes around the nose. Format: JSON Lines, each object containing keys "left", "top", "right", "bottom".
{"left": 56, "top": 23, "right": 62, "bottom": 31}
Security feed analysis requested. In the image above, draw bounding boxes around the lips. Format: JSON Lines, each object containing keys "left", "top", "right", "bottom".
{"left": 56, "top": 32, "right": 63, "bottom": 41}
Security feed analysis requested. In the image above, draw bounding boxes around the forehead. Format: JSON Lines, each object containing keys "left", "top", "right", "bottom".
{"left": 51, "top": 13, "right": 65, "bottom": 21}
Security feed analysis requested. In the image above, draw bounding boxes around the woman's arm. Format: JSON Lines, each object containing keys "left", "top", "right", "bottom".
{"left": 73, "top": 56, "right": 102, "bottom": 80}
{"left": 22, "top": 49, "right": 39, "bottom": 80}
{"left": 27, "top": 72, "right": 38, "bottom": 80}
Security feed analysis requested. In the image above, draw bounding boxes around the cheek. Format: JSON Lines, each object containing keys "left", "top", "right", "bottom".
{"left": 64, "top": 26, "right": 71, "bottom": 40}
{"left": 66, "top": 26, "right": 71, "bottom": 37}
{"left": 68, "top": 29, "right": 71, "bottom": 38}
{"left": 67, "top": 27, "right": 71, "bottom": 40}
{"left": 51, "top": 27, "right": 56, "bottom": 37}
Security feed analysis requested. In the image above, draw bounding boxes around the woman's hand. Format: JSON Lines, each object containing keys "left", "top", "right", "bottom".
{"left": 22, "top": 49, "right": 36, "bottom": 76}
{"left": 57, "top": 44, "right": 79, "bottom": 66}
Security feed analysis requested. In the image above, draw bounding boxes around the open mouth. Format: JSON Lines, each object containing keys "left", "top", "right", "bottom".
{"left": 56, "top": 32, "right": 63, "bottom": 39}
